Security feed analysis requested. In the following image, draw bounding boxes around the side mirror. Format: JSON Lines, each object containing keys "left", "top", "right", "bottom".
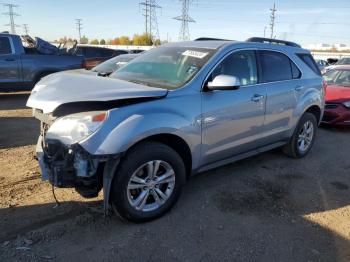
{"left": 97, "top": 71, "right": 113, "bottom": 77}
{"left": 207, "top": 75, "right": 241, "bottom": 91}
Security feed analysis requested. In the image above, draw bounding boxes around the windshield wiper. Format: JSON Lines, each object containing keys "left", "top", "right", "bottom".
{"left": 126, "top": 79, "right": 153, "bottom": 87}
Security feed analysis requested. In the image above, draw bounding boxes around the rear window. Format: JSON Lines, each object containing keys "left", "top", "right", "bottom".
{"left": 0, "top": 37, "right": 12, "bottom": 55}
{"left": 259, "top": 51, "right": 300, "bottom": 82}
{"left": 297, "top": 53, "right": 321, "bottom": 76}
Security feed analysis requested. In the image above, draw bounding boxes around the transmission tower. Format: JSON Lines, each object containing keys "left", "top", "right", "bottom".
{"left": 76, "top": 19, "right": 82, "bottom": 43}
{"left": 174, "top": 0, "right": 195, "bottom": 41}
{"left": 23, "top": 24, "right": 29, "bottom": 35}
{"left": 269, "top": 2, "right": 277, "bottom": 39}
{"left": 140, "top": 0, "right": 161, "bottom": 44}
{"left": 2, "top": 3, "right": 20, "bottom": 34}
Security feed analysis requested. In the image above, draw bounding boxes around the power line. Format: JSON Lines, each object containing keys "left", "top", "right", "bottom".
{"left": 23, "top": 23, "right": 29, "bottom": 35}
{"left": 140, "top": 0, "right": 161, "bottom": 44}
{"left": 76, "top": 19, "right": 82, "bottom": 43}
{"left": 174, "top": 0, "right": 195, "bottom": 41}
{"left": 270, "top": 2, "right": 277, "bottom": 39}
{"left": 2, "top": 3, "right": 20, "bottom": 34}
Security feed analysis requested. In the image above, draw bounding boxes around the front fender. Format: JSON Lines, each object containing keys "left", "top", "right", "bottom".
{"left": 79, "top": 94, "right": 202, "bottom": 167}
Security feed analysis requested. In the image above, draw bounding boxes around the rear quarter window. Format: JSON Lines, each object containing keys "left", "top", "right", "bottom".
{"left": 297, "top": 53, "right": 321, "bottom": 76}
{"left": 259, "top": 50, "right": 298, "bottom": 82}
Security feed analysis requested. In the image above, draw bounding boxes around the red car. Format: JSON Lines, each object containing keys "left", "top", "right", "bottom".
{"left": 322, "top": 65, "right": 350, "bottom": 126}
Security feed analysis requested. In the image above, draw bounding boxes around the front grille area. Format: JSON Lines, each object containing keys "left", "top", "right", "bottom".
{"left": 325, "top": 103, "right": 339, "bottom": 109}
{"left": 323, "top": 115, "right": 338, "bottom": 122}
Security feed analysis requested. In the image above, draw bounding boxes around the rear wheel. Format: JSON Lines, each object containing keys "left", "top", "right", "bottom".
{"left": 283, "top": 112, "right": 317, "bottom": 158}
{"left": 111, "top": 142, "right": 186, "bottom": 222}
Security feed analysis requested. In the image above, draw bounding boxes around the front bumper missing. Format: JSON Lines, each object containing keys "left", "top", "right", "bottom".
{"left": 35, "top": 135, "right": 121, "bottom": 214}
{"left": 36, "top": 135, "right": 103, "bottom": 189}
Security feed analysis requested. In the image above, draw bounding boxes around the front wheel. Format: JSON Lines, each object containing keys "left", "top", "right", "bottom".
{"left": 283, "top": 112, "right": 318, "bottom": 158}
{"left": 111, "top": 142, "right": 186, "bottom": 222}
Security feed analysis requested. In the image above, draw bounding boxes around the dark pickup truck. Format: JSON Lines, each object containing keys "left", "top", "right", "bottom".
{"left": 0, "top": 33, "right": 84, "bottom": 90}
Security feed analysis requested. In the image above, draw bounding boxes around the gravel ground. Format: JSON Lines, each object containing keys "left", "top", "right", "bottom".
{"left": 0, "top": 92, "right": 349, "bottom": 262}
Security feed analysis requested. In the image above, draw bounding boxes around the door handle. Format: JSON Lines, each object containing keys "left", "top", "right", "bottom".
{"left": 295, "top": 86, "right": 304, "bottom": 91}
{"left": 251, "top": 94, "right": 264, "bottom": 102}
{"left": 4, "top": 58, "right": 15, "bottom": 62}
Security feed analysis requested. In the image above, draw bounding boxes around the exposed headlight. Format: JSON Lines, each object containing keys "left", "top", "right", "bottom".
{"left": 343, "top": 101, "right": 350, "bottom": 108}
{"left": 46, "top": 111, "right": 108, "bottom": 144}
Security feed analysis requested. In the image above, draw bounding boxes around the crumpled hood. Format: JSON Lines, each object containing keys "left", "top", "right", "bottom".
{"left": 26, "top": 71, "right": 168, "bottom": 114}
{"left": 326, "top": 85, "right": 350, "bottom": 102}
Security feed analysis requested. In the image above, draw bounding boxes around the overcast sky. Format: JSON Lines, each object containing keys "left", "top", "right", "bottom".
{"left": 1, "top": 0, "right": 350, "bottom": 45}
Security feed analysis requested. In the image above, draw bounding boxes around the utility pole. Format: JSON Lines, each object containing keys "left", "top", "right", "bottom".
{"left": 270, "top": 2, "right": 277, "bottom": 39}
{"left": 140, "top": 0, "right": 161, "bottom": 44}
{"left": 263, "top": 26, "right": 267, "bottom": 38}
{"left": 76, "top": 19, "right": 82, "bottom": 43}
{"left": 2, "top": 3, "right": 20, "bottom": 34}
{"left": 23, "top": 23, "right": 29, "bottom": 35}
{"left": 173, "top": 0, "right": 195, "bottom": 41}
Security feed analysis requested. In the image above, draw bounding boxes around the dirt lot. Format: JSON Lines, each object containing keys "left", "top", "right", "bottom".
{"left": 0, "top": 92, "right": 350, "bottom": 262}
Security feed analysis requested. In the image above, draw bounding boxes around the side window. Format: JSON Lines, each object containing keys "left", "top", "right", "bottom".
{"left": 75, "top": 47, "right": 83, "bottom": 56}
{"left": 101, "top": 49, "right": 114, "bottom": 57}
{"left": 0, "top": 37, "right": 12, "bottom": 55}
{"left": 259, "top": 51, "right": 294, "bottom": 82}
{"left": 297, "top": 53, "right": 321, "bottom": 76}
{"left": 85, "top": 47, "right": 102, "bottom": 58}
{"left": 291, "top": 60, "right": 301, "bottom": 79}
{"left": 211, "top": 50, "right": 258, "bottom": 86}
{"left": 116, "top": 50, "right": 128, "bottom": 56}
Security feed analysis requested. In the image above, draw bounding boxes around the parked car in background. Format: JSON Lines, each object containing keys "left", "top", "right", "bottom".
{"left": 64, "top": 54, "right": 140, "bottom": 78}
{"left": 316, "top": 59, "right": 329, "bottom": 74}
{"left": 324, "top": 57, "right": 350, "bottom": 73}
{"left": 27, "top": 37, "right": 324, "bottom": 222}
{"left": 327, "top": 58, "right": 339, "bottom": 65}
{"left": 322, "top": 66, "right": 350, "bottom": 126}
{"left": 91, "top": 54, "right": 139, "bottom": 76}
{"left": 75, "top": 46, "right": 128, "bottom": 69}
{"left": 128, "top": 49, "right": 146, "bottom": 54}
{"left": 0, "top": 33, "right": 84, "bottom": 90}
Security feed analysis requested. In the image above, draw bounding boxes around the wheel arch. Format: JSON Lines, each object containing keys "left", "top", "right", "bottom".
{"left": 124, "top": 133, "right": 193, "bottom": 178}
{"left": 304, "top": 104, "right": 322, "bottom": 124}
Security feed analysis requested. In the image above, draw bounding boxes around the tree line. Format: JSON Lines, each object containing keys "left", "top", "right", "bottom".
{"left": 54, "top": 33, "right": 162, "bottom": 46}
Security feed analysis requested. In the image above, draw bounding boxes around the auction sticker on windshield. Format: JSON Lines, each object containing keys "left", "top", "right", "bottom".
{"left": 182, "top": 50, "right": 208, "bottom": 59}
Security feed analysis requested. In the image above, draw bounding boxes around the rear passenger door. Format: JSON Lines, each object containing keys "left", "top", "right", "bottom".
{"left": 258, "top": 50, "right": 302, "bottom": 144}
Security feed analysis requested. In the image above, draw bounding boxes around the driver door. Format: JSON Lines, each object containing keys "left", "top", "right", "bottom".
{"left": 200, "top": 50, "right": 266, "bottom": 165}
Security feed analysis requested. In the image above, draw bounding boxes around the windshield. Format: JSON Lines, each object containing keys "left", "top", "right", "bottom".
{"left": 111, "top": 46, "right": 216, "bottom": 89}
{"left": 335, "top": 58, "right": 350, "bottom": 65}
{"left": 324, "top": 69, "right": 350, "bottom": 87}
{"left": 92, "top": 54, "right": 137, "bottom": 73}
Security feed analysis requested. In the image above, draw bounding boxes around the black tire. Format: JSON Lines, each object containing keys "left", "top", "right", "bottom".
{"left": 283, "top": 112, "right": 318, "bottom": 158}
{"left": 111, "top": 142, "right": 186, "bottom": 223}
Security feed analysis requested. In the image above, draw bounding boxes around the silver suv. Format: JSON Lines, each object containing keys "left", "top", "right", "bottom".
{"left": 27, "top": 37, "right": 325, "bottom": 222}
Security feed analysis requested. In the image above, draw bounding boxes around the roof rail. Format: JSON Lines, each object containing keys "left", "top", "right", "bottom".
{"left": 195, "top": 37, "right": 232, "bottom": 41}
{"left": 246, "top": 37, "right": 301, "bottom": 48}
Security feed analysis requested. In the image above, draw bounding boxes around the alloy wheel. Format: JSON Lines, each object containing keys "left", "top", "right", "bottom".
{"left": 297, "top": 120, "right": 314, "bottom": 152}
{"left": 127, "top": 160, "right": 176, "bottom": 212}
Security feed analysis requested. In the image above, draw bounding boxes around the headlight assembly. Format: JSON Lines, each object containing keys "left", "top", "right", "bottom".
{"left": 343, "top": 101, "right": 350, "bottom": 108}
{"left": 46, "top": 111, "right": 108, "bottom": 144}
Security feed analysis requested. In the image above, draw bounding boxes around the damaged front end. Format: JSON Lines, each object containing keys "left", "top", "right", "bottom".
{"left": 34, "top": 109, "right": 114, "bottom": 202}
